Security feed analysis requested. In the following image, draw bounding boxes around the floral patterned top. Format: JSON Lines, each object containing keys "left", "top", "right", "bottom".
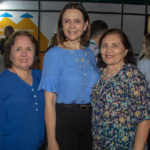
{"left": 91, "top": 64, "right": 150, "bottom": 150}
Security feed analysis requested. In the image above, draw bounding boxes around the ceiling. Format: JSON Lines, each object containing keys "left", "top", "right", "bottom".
{"left": 3, "top": 0, "right": 150, "bottom": 5}
{"left": 79, "top": 0, "right": 150, "bottom": 5}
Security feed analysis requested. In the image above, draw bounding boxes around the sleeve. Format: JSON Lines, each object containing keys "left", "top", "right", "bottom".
{"left": 38, "top": 49, "right": 60, "bottom": 93}
{"left": 137, "top": 60, "right": 146, "bottom": 75}
{"left": 128, "top": 70, "right": 150, "bottom": 124}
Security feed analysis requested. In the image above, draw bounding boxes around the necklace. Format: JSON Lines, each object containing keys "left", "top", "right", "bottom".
{"left": 99, "top": 63, "right": 124, "bottom": 94}
{"left": 102, "top": 63, "right": 124, "bottom": 80}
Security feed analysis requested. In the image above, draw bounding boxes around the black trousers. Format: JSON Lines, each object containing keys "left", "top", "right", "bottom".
{"left": 56, "top": 103, "right": 92, "bottom": 150}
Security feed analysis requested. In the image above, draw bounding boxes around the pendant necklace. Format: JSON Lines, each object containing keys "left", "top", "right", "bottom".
{"left": 99, "top": 63, "right": 124, "bottom": 94}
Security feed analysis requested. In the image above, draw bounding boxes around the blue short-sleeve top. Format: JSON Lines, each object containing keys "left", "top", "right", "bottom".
{"left": 38, "top": 46, "right": 99, "bottom": 104}
{"left": 0, "top": 69, "right": 45, "bottom": 150}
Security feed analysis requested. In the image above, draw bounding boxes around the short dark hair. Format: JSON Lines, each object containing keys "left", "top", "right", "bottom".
{"left": 4, "top": 26, "right": 14, "bottom": 35}
{"left": 4, "top": 31, "right": 40, "bottom": 69}
{"left": 90, "top": 20, "right": 108, "bottom": 38}
{"left": 97, "top": 28, "right": 136, "bottom": 68}
{"left": 57, "top": 2, "right": 90, "bottom": 45}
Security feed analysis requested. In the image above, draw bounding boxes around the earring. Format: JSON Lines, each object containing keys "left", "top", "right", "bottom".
{"left": 84, "top": 25, "right": 88, "bottom": 31}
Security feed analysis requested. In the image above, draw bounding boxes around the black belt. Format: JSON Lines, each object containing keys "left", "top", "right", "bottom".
{"left": 57, "top": 103, "right": 92, "bottom": 110}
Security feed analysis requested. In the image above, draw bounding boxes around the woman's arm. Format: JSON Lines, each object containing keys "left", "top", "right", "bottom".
{"left": 134, "top": 120, "right": 150, "bottom": 150}
{"left": 45, "top": 91, "right": 59, "bottom": 150}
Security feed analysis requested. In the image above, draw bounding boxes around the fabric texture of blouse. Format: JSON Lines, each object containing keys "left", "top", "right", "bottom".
{"left": 137, "top": 58, "right": 150, "bottom": 87}
{"left": 38, "top": 46, "right": 99, "bottom": 104}
{"left": 91, "top": 64, "right": 150, "bottom": 150}
{"left": 0, "top": 69, "right": 45, "bottom": 150}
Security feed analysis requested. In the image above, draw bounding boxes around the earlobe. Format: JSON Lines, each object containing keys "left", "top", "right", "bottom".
{"left": 84, "top": 21, "right": 89, "bottom": 31}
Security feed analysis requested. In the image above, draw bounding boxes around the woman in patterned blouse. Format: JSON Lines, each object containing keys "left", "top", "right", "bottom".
{"left": 91, "top": 29, "right": 150, "bottom": 150}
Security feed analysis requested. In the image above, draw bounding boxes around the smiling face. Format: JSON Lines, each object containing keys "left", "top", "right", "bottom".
{"left": 100, "top": 33, "right": 128, "bottom": 69}
{"left": 10, "top": 35, "right": 35, "bottom": 71}
{"left": 62, "top": 8, "right": 88, "bottom": 42}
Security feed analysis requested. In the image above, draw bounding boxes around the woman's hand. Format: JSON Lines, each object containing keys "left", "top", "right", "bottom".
{"left": 48, "top": 139, "right": 59, "bottom": 150}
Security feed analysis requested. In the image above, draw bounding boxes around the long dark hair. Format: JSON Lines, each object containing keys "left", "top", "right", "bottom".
{"left": 57, "top": 2, "right": 90, "bottom": 45}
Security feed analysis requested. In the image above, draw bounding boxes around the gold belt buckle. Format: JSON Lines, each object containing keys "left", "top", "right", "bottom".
{"left": 80, "top": 104, "right": 91, "bottom": 110}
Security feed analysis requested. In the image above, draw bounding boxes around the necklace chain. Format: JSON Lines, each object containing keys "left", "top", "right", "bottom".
{"left": 99, "top": 63, "right": 124, "bottom": 94}
{"left": 102, "top": 63, "right": 124, "bottom": 80}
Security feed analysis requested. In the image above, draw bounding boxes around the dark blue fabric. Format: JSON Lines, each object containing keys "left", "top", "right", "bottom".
{"left": 0, "top": 69, "right": 45, "bottom": 150}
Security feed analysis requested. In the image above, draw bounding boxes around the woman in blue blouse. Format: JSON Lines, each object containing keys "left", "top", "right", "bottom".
{"left": 0, "top": 31, "right": 45, "bottom": 150}
{"left": 91, "top": 29, "right": 150, "bottom": 149}
{"left": 38, "top": 2, "right": 99, "bottom": 150}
